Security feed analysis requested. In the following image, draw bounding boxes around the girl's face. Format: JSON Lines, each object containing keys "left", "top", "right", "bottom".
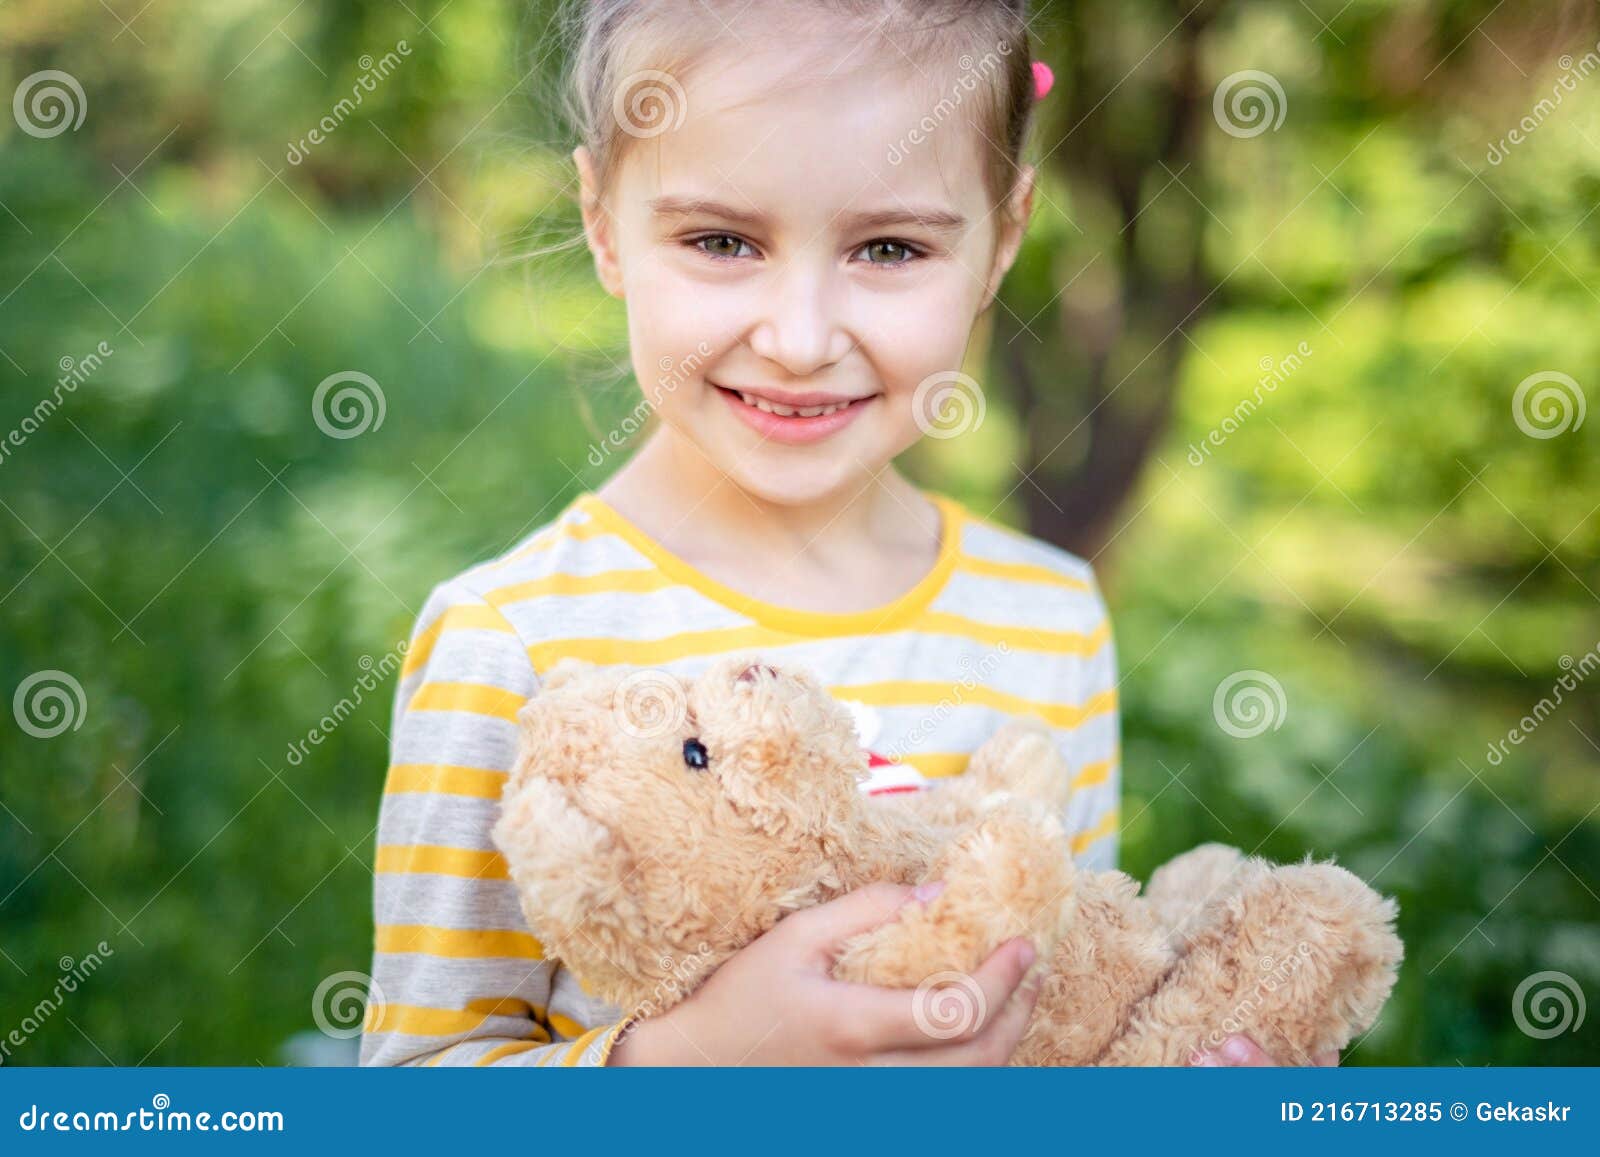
{"left": 578, "top": 43, "right": 1032, "bottom": 507}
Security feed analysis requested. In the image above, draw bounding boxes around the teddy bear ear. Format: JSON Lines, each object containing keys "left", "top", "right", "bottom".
{"left": 510, "top": 676, "right": 611, "bottom": 792}
{"left": 491, "top": 776, "right": 635, "bottom": 970}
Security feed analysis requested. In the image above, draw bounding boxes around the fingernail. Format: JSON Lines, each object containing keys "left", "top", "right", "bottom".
{"left": 1016, "top": 940, "right": 1036, "bottom": 969}
{"left": 910, "top": 880, "right": 945, "bottom": 904}
{"left": 1222, "top": 1035, "right": 1252, "bottom": 1063}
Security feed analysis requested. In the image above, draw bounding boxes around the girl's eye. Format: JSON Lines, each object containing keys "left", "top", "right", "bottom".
{"left": 682, "top": 738, "right": 710, "bottom": 770}
{"left": 693, "top": 234, "right": 751, "bottom": 260}
{"left": 858, "top": 239, "right": 919, "bottom": 266}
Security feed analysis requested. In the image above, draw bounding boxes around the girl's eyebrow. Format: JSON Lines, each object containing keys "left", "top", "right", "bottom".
{"left": 649, "top": 195, "right": 764, "bottom": 225}
{"left": 648, "top": 195, "right": 967, "bottom": 236}
{"left": 848, "top": 206, "right": 969, "bottom": 235}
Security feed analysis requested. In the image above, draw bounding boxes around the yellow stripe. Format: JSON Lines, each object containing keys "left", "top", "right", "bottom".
{"left": 893, "top": 750, "right": 1110, "bottom": 785}
{"left": 1071, "top": 755, "right": 1116, "bottom": 792}
{"left": 475, "top": 1040, "right": 549, "bottom": 1066}
{"left": 375, "top": 844, "right": 509, "bottom": 879}
{"left": 480, "top": 513, "right": 615, "bottom": 573}
{"left": 481, "top": 528, "right": 564, "bottom": 573}
{"left": 547, "top": 1011, "right": 586, "bottom": 1038}
{"left": 525, "top": 618, "right": 1110, "bottom": 671}
{"left": 595, "top": 1021, "right": 629, "bottom": 1066}
{"left": 424, "top": 1041, "right": 468, "bottom": 1067}
{"left": 424, "top": 1034, "right": 552, "bottom": 1067}
{"left": 836, "top": 683, "right": 1117, "bottom": 731}
{"left": 955, "top": 554, "right": 1091, "bottom": 591}
{"left": 900, "top": 751, "right": 970, "bottom": 779}
{"left": 1070, "top": 808, "right": 1119, "bottom": 857}
{"left": 526, "top": 625, "right": 780, "bottom": 670}
{"left": 918, "top": 613, "right": 1108, "bottom": 654}
{"left": 375, "top": 923, "right": 543, "bottom": 959}
{"left": 484, "top": 562, "right": 1089, "bottom": 616}
{"left": 483, "top": 566, "right": 675, "bottom": 609}
{"left": 560, "top": 1024, "right": 609, "bottom": 1066}
{"left": 480, "top": 512, "right": 611, "bottom": 576}
{"left": 384, "top": 763, "right": 506, "bottom": 799}
{"left": 364, "top": 997, "right": 537, "bottom": 1037}
{"left": 402, "top": 603, "right": 516, "bottom": 677}
{"left": 406, "top": 681, "right": 526, "bottom": 723}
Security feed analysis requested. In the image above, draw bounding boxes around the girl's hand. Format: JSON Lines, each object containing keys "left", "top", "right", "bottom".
{"left": 1189, "top": 1034, "right": 1340, "bottom": 1067}
{"left": 608, "top": 881, "right": 1041, "bottom": 1066}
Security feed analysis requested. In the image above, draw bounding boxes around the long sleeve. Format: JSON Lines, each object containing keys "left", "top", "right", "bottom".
{"left": 1059, "top": 573, "right": 1121, "bottom": 872}
{"left": 358, "top": 578, "right": 630, "bottom": 1066}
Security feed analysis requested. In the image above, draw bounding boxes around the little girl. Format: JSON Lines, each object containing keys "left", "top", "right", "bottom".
{"left": 359, "top": 0, "right": 1326, "bottom": 1068}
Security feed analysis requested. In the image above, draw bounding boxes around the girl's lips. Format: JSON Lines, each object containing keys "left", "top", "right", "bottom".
{"left": 715, "top": 385, "right": 875, "bottom": 445}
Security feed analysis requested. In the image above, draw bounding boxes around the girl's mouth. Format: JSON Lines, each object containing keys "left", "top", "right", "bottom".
{"left": 713, "top": 383, "right": 876, "bottom": 445}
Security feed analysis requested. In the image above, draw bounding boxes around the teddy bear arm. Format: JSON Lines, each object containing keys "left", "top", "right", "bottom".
{"left": 891, "top": 719, "right": 1076, "bottom": 833}
{"left": 832, "top": 806, "right": 1076, "bottom": 1000}
{"left": 1141, "top": 843, "right": 1251, "bottom": 952}
{"left": 1093, "top": 861, "right": 1404, "bottom": 1066}
{"left": 1011, "top": 870, "right": 1176, "bottom": 1066}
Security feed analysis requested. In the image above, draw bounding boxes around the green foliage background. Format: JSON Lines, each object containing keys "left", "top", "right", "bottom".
{"left": 1, "top": 0, "right": 1595, "bottom": 1065}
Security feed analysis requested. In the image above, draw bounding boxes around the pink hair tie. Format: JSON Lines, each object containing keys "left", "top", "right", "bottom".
{"left": 1032, "top": 61, "right": 1054, "bottom": 100}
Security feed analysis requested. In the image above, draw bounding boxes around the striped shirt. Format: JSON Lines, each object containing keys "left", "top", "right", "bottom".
{"left": 358, "top": 490, "right": 1120, "bottom": 1067}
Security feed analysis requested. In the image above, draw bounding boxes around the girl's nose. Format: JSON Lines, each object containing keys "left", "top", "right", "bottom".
{"left": 747, "top": 268, "right": 853, "bottom": 376}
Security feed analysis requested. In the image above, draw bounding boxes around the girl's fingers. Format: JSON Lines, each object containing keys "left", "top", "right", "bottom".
{"left": 785, "top": 881, "right": 919, "bottom": 967}
{"left": 1190, "top": 1037, "right": 1341, "bottom": 1067}
{"left": 868, "top": 955, "right": 1042, "bottom": 1066}
{"left": 1208, "top": 1034, "right": 1276, "bottom": 1066}
{"left": 854, "top": 937, "right": 1039, "bottom": 1058}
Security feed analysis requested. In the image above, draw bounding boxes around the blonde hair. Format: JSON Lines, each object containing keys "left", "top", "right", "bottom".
{"left": 559, "top": 0, "right": 1040, "bottom": 219}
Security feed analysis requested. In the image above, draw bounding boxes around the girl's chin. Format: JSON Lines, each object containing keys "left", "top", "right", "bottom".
{"left": 721, "top": 453, "right": 875, "bottom": 508}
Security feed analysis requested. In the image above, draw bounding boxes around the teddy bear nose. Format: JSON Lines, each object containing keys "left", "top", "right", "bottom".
{"left": 737, "top": 664, "right": 778, "bottom": 684}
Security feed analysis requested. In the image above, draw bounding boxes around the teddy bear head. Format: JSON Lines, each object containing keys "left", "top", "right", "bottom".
{"left": 492, "top": 655, "right": 881, "bottom": 1013}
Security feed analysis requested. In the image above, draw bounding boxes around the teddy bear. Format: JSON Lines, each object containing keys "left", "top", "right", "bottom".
{"left": 492, "top": 655, "right": 1404, "bottom": 1065}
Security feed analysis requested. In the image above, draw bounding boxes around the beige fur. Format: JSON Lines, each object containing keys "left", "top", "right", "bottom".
{"left": 492, "top": 656, "right": 1404, "bottom": 1065}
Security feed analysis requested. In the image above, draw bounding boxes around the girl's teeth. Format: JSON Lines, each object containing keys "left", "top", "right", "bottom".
{"left": 735, "top": 391, "right": 847, "bottom": 418}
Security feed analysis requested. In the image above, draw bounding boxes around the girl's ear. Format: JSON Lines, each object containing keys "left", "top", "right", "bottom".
{"left": 573, "top": 145, "right": 625, "bottom": 299}
{"left": 981, "top": 163, "right": 1036, "bottom": 313}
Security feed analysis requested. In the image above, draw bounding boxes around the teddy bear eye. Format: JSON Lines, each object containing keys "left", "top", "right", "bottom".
{"left": 682, "top": 738, "right": 709, "bottom": 770}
